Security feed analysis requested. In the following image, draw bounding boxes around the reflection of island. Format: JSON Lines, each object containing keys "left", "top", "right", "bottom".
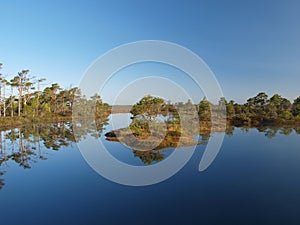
{"left": 105, "top": 128, "right": 199, "bottom": 150}
{"left": 106, "top": 124, "right": 300, "bottom": 164}
{"left": 133, "top": 150, "right": 165, "bottom": 165}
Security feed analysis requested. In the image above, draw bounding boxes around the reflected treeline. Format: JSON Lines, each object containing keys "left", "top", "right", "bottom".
{"left": 108, "top": 129, "right": 214, "bottom": 165}
{"left": 246, "top": 126, "right": 300, "bottom": 138}
{"left": 0, "top": 123, "right": 76, "bottom": 170}
{"left": 0, "top": 115, "right": 110, "bottom": 190}
{"left": 1, "top": 109, "right": 300, "bottom": 189}
{"left": 224, "top": 125, "right": 300, "bottom": 138}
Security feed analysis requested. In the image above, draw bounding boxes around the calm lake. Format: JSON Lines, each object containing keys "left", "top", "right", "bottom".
{"left": 1, "top": 113, "right": 300, "bottom": 225}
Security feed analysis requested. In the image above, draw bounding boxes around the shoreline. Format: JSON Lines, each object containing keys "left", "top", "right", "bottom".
{"left": 0, "top": 115, "right": 74, "bottom": 131}
{"left": 0, "top": 113, "right": 300, "bottom": 131}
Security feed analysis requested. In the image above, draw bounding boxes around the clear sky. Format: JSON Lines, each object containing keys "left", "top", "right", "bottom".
{"left": 0, "top": 0, "right": 299, "bottom": 104}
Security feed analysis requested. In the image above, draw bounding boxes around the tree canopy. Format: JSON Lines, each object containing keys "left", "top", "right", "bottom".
{"left": 0, "top": 63, "right": 111, "bottom": 121}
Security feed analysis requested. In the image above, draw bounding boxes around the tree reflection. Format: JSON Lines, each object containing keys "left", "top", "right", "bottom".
{"left": 0, "top": 171, "right": 4, "bottom": 190}
{"left": 280, "top": 127, "right": 293, "bottom": 136}
{"left": 0, "top": 115, "right": 110, "bottom": 190}
{"left": 1, "top": 109, "right": 300, "bottom": 190}
{"left": 294, "top": 127, "right": 300, "bottom": 134}
{"left": 225, "top": 126, "right": 235, "bottom": 137}
{"left": 253, "top": 126, "right": 300, "bottom": 138}
{"left": 107, "top": 123, "right": 300, "bottom": 165}
{"left": 133, "top": 150, "right": 165, "bottom": 165}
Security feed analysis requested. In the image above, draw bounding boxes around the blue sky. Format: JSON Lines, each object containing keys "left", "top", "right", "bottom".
{"left": 0, "top": 0, "right": 299, "bottom": 104}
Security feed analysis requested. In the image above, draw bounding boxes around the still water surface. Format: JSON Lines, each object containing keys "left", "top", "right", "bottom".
{"left": 1, "top": 114, "right": 300, "bottom": 225}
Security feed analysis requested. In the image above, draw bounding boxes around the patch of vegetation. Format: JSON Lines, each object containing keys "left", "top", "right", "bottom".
{"left": 105, "top": 92, "right": 300, "bottom": 156}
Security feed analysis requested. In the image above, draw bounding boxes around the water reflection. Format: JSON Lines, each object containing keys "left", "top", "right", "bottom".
{"left": 105, "top": 123, "right": 300, "bottom": 166}
{"left": 1, "top": 113, "right": 300, "bottom": 190}
{"left": 239, "top": 126, "right": 300, "bottom": 138}
{"left": 0, "top": 171, "right": 4, "bottom": 190}
{"left": 0, "top": 116, "right": 109, "bottom": 190}
{"left": 133, "top": 150, "right": 165, "bottom": 165}
{"left": 1, "top": 123, "right": 75, "bottom": 169}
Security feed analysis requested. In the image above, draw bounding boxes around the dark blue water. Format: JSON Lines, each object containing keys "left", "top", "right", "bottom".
{"left": 1, "top": 116, "right": 300, "bottom": 225}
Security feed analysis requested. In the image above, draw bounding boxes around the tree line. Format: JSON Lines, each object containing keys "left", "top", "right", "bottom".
{"left": 0, "top": 63, "right": 111, "bottom": 121}
{"left": 128, "top": 93, "right": 300, "bottom": 129}
{"left": 199, "top": 92, "right": 300, "bottom": 126}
